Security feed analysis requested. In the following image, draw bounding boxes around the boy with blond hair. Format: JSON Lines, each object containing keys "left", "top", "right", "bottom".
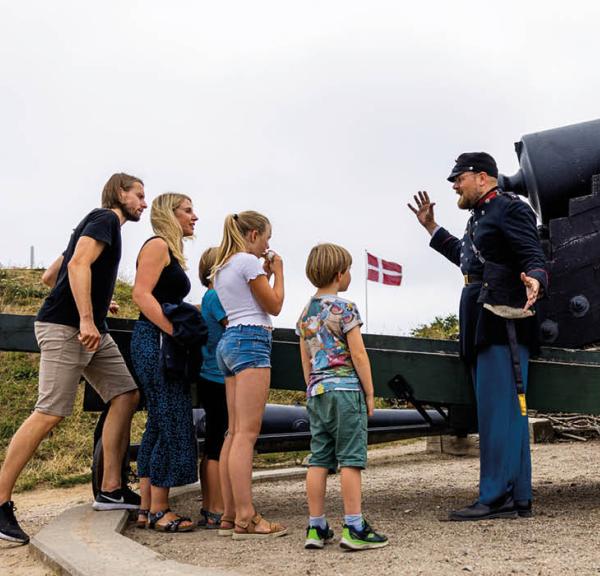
{"left": 296, "top": 243, "right": 388, "bottom": 551}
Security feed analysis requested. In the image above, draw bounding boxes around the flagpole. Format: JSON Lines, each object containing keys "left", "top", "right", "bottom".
{"left": 364, "top": 249, "right": 369, "bottom": 334}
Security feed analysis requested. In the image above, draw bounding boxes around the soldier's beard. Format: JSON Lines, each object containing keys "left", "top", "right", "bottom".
{"left": 456, "top": 188, "right": 483, "bottom": 210}
{"left": 457, "top": 194, "right": 474, "bottom": 210}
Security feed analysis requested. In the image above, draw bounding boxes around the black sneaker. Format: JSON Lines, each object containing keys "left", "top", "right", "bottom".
{"left": 340, "top": 520, "right": 388, "bottom": 550}
{"left": 304, "top": 524, "right": 334, "bottom": 549}
{"left": 0, "top": 501, "right": 30, "bottom": 544}
{"left": 92, "top": 488, "right": 140, "bottom": 511}
{"left": 120, "top": 485, "right": 141, "bottom": 507}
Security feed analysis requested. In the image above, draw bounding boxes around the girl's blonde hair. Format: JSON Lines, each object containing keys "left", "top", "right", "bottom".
{"left": 150, "top": 193, "right": 192, "bottom": 269}
{"left": 199, "top": 247, "right": 219, "bottom": 287}
{"left": 305, "top": 243, "right": 353, "bottom": 288}
{"left": 212, "top": 211, "right": 271, "bottom": 276}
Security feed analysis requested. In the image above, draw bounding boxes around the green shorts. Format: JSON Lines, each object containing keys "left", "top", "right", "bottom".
{"left": 307, "top": 390, "right": 368, "bottom": 470}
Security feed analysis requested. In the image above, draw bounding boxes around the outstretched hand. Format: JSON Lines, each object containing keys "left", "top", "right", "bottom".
{"left": 521, "top": 273, "right": 540, "bottom": 312}
{"left": 408, "top": 191, "right": 438, "bottom": 234}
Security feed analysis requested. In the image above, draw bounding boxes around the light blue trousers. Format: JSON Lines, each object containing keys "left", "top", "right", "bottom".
{"left": 473, "top": 344, "right": 532, "bottom": 505}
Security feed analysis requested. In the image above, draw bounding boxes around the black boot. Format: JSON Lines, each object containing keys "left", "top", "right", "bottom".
{"left": 514, "top": 499, "right": 533, "bottom": 518}
{"left": 448, "top": 494, "right": 518, "bottom": 522}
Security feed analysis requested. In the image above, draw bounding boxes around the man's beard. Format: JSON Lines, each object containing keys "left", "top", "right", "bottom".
{"left": 122, "top": 204, "right": 141, "bottom": 222}
{"left": 457, "top": 195, "right": 473, "bottom": 210}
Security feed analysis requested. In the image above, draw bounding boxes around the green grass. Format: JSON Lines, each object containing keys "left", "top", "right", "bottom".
{"left": 0, "top": 268, "right": 50, "bottom": 314}
{"left": 255, "top": 450, "right": 309, "bottom": 468}
{"left": 0, "top": 266, "right": 139, "bottom": 318}
{"left": 0, "top": 268, "right": 144, "bottom": 492}
{"left": 0, "top": 351, "right": 97, "bottom": 491}
{"left": 0, "top": 350, "right": 146, "bottom": 493}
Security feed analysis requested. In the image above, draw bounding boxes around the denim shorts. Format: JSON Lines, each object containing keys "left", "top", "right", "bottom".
{"left": 216, "top": 325, "right": 272, "bottom": 377}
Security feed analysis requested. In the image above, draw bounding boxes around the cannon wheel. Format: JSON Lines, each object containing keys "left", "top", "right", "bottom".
{"left": 91, "top": 412, "right": 136, "bottom": 498}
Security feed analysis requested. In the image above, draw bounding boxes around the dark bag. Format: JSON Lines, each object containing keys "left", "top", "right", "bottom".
{"left": 160, "top": 302, "right": 208, "bottom": 382}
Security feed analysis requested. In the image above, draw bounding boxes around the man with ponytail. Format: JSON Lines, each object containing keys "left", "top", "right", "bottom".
{"left": 0, "top": 173, "right": 146, "bottom": 545}
{"left": 213, "top": 211, "right": 287, "bottom": 539}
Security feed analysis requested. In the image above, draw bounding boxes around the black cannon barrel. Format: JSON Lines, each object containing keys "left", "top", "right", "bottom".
{"left": 499, "top": 119, "right": 600, "bottom": 223}
{"left": 192, "top": 403, "right": 449, "bottom": 454}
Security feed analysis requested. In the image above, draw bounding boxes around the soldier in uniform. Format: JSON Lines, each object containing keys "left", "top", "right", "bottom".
{"left": 408, "top": 152, "right": 548, "bottom": 521}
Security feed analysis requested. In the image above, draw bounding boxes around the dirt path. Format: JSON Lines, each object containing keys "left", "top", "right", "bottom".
{"left": 1, "top": 483, "right": 91, "bottom": 575}
{"left": 6, "top": 440, "right": 600, "bottom": 575}
{"left": 127, "top": 440, "right": 600, "bottom": 576}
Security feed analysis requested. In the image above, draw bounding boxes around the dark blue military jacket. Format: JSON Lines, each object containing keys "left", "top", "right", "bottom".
{"left": 430, "top": 189, "right": 548, "bottom": 361}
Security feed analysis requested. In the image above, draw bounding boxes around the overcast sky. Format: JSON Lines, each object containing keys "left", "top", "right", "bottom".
{"left": 1, "top": 1, "right": 599, "bottom": 334}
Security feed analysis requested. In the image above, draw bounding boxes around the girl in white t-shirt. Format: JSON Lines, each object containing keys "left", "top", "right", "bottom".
{"left": 212, "top": 210, "right": 286, "bottom": 539}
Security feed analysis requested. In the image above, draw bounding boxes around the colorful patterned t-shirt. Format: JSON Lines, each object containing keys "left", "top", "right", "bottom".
{"left": 296, "top": 295, "right": 363, "bottom": 397}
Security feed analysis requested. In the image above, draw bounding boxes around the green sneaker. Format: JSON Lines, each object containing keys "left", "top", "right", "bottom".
{"left": 340, "top": 521, "right": 388, "bottom": 550}
{"left": 304, "top": 524, "right": 334, "bottom": 549}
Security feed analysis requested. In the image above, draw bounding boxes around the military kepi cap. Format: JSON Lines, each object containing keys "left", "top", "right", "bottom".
{"left": 447, "top": 152, "right": 498, "bottom": 182}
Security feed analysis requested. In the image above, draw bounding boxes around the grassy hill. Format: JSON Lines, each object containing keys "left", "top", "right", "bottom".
{"left": 0, "top": 267, "right": 139, "bottom": 317}
{"left": 0, "top": 267, "right": 143, "bottom": 492}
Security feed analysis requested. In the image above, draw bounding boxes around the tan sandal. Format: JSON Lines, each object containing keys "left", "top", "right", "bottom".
{"left": 232, "top": 512, "right": 288, "bottom": 540}
{"left": 218, "top": 516, "right": 235, "bottom": 537}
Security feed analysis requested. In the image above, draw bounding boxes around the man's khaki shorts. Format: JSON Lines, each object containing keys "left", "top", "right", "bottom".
{"left": 34, "top": 321, "right": 138, "bottom": 417}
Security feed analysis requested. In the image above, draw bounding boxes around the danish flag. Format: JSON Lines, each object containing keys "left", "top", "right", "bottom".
{"left": 367, "top": 252, "right": 402, "bottom": 286}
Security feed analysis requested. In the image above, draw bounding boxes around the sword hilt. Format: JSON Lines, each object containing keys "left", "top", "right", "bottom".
{"left": 518, "top": 393, "right": 527, "bottom": 416}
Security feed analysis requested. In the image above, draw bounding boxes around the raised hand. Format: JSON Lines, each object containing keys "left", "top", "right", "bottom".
{"left": 263, "top": 250, "right": 283, "bottom": 279}
{"left": 408, "top": 191, "right": 438, "bottom": 234}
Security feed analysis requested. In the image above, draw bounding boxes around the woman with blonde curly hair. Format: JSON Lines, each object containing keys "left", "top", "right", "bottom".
{"left": 130, "top": 193, "right": 199, "bottom": 532}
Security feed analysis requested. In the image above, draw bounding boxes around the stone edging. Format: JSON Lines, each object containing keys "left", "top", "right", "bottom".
{"left": 30, "top": 468, "right": 306, "bottom": 576}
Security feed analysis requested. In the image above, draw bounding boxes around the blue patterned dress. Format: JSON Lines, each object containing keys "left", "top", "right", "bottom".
{"left": 130, "top": 241, "right": 198, "bottom": 487}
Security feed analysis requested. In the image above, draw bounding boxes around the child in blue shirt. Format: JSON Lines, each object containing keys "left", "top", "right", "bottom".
{"left": 296, "top": 243, "right": 388, "bottom": 551}
{"left": 197, "top": 247, "right": 230, "bottom": 530}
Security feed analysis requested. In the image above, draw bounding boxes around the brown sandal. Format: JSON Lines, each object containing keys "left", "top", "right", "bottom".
{"left": 232, "top": 512, "right": 288, "bottom": 540}
{"left": 136, "top": 509, "right": 149, "bottom": 529}
{"left": 218, "top": 516, "right": 235, "bottom": 537}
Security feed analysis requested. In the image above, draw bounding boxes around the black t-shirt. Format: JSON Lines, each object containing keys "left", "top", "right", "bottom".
{"left": 37, "top": 209, "right": 122, "bottom": 332}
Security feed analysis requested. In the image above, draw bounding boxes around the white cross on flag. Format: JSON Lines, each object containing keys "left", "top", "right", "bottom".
{"left": 367, "top": 252, "right": 402, "bottom": 286}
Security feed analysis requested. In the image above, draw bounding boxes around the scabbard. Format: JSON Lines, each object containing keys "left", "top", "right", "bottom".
{"left": 505, "top": 319, "right": 527, "bottom": 416}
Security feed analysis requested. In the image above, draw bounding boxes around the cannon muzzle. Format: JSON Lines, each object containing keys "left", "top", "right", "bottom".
{"left": 499, "top": 118, "right": 600, "bottom": 223}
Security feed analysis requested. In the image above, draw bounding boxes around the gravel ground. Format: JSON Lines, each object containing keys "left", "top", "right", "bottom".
{"left": 126, "top": 440, "right": 600, "bottom": 576}
{"left": 1, "top": 483, "right": 91, "bottom": 576}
